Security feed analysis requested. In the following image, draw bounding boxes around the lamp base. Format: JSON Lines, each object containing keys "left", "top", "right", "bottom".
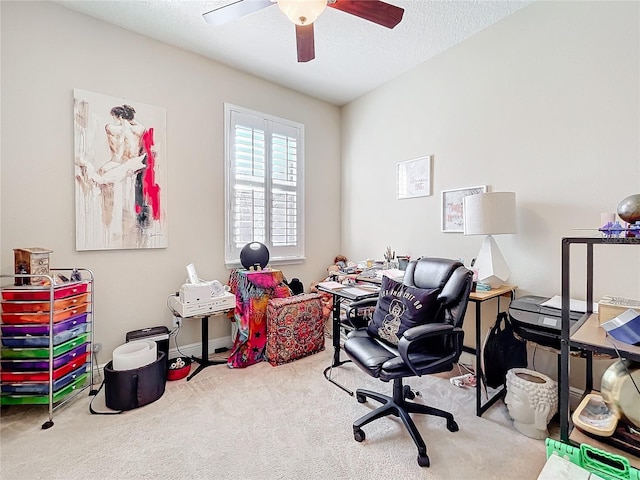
{"left": 474, "top": 235, "right": 510, "bottom": 288}
{"left": 479, "top": 277, "right": 506, "bottom": 289}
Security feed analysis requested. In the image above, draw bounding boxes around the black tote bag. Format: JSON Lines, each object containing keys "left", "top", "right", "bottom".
{"left": 482, "top": 312, "right": 528, "bottom": 388}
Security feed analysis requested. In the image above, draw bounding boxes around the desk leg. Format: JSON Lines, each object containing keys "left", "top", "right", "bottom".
{"left": 187, "top": 315, "right": 226, "bottom": 381}
{"left": 475, "top": 301, "right": 483, "bottom": 416}
{"left": 323, "top": 295, "right": 354, "bottom": 396}
{"left": 473, "top": 296, "right": 508, "bottom": 417}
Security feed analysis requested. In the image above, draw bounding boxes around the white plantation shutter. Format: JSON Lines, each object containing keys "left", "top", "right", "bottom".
{"left": 225, "top": 104, "right": 305, "bottom": 265}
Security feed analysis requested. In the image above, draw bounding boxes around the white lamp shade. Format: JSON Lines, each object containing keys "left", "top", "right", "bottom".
{"left": 463, "top": 192, "right": 517, "bottom": 289}
{"left": 277, "top": 0, "right": 327, "bottom": 25}
{"left": 463, "top": 192, "right": 517, "bottom": 235}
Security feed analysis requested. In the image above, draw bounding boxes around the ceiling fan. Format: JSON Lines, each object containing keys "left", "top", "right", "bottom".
{"left": 203, "top": 0, "right": 404, "bottom": 63}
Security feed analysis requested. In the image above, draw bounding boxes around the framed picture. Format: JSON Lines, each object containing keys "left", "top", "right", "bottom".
{"left": 397, "top": 155, "right": 432, "bottom": 199}
{"left": 441, "top": 185, "right": 488, "bottom": 233}
{"left": 73, "top": 89, "right": 168, "bottom": 250}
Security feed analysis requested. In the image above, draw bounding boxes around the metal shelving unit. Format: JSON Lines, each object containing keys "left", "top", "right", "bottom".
{"left": 560, "top": 236, "right": 640, "bottom": 461}
{"left": 0, "top": 268, "right": 94, "bottom": 428}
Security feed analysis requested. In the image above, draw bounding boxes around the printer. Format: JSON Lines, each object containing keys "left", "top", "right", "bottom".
{"left": 508, "top": 295, "right": 585, "bottom": 349}
{"left": 168, "top": 264, "right": 236, "bottom": 318}
{"left": 169, "top": 290, "right": 235, "bottom": 318}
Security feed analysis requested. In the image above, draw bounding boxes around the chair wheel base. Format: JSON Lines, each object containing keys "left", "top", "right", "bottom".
{"left": 447, "top": 420, "right": 459, "bottom": 432}
{"left": 418, "top": 454, "right": 430, "bottom": 467}
{"left": 403, "top": 385, "right": 416, "bottom": 400}
{"left": 356, "top": 393, "right": 366, "bottom": 404}
{"left": 354, "top": 428, "right": 365, "bottom": 442}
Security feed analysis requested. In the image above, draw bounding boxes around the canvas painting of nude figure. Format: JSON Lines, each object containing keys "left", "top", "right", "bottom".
{"left": 73, "top": 89, "right": 168, "bottom": 250}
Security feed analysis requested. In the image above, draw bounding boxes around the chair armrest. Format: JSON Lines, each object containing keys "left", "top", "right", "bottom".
{"left": 401, "top": 322, "right": 453, "bottom": 341}
{"left": 398, "top": 323, "right": 462, "bottom": 377}
{"left": 347, "top": 298, "right": 378, "bottom": 310}
{"left": 345, "top": 298, "right": 378, "bottom": 324}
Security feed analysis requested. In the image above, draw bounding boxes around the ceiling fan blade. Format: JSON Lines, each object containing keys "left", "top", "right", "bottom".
{"left": 296, "top": 24, "right": 315, "bottom": 63}
{"left": 328, "top": 0, "right": 404, "bottom": 29}
{"left": 203, "top": 0, "right": 274, "bottom": 27}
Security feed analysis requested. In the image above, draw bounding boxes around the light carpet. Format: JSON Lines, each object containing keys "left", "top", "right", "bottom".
{"left": 0, "top": 340, "right": 547, "bottom": 479}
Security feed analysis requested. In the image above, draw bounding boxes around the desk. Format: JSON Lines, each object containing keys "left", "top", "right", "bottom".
{"left": 466, "top": 285, "right": 516, "bottom": 416}
{"left": 319, "top": 278, "right": 517, "bottom": 415}
{"left": 358, "top": 276, "right": 517, "bottom": 414}
{"left": 316, "top": 282, "right": 380, "bottom": 395}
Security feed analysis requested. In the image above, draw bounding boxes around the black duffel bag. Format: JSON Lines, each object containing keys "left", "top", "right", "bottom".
{"left": 102, "top": 351, "right": 167, "bottom": 412}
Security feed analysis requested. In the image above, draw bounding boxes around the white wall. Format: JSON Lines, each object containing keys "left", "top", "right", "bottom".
{"left": 342, "top": 0, "right": 639, "bottom": 298}
{"left": 0, "top": 1, "right": 342, "bottom": 358}
{"left": 341, "top": 1, "right": 640, "bottom": 383}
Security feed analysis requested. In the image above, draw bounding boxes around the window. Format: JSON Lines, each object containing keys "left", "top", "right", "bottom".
{"left": 224, "top": 104, "right": 305, "bottom": 266}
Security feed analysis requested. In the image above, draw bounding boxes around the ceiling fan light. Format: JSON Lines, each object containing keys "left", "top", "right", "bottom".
{"left": 277, "top": 0, "right": 327, "bottom": 26}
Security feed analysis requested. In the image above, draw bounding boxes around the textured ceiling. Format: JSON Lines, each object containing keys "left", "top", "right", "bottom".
{"left": 54, "top": 0, "right": 533, "bottom": 106}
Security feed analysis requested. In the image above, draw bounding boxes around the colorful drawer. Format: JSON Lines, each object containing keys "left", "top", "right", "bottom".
{"left": 1, "top": 302, "right": 90, "bottom": 324}
{"left": 1, "top": 323, "right": 88, "bottom": 348}
{"left": 1, "top": 292, "right": 90, "bottom": 313}
{"left": 1, "top": 365, "right": 87, "bottom": 394}
{"left": 1, "top": 332, "right": 89, "bottom": 358}
{"left": 0, "top": 351, "right": 90, "bottom": 382}
{"left": 0, "top": 312, "right": 88, "bottom": 336}
{"left": 0, "top": 281, "right": 89, "bottom": 301}
{"left": 0, "top": 373, "right": 88, "bottom": 405}
{"left": 0, "top": 344, "right": 89, "bottom": 371}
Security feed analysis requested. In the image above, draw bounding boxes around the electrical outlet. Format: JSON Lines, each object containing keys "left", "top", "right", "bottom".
{"left": 93, "top": 342, "right": 102, "bottom": 353}
{"left": 173, "top": 316, "right": 181, "bottom": 328}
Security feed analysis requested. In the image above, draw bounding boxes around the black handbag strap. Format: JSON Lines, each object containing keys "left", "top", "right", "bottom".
{"left": 495, "top": 311, "right": 514, "bottom": 332}
{"left": 490, "top": 311, "right": 506, "bottom": 335}
{"left": 89, "top": 379, "right": 123, "bottom": 415}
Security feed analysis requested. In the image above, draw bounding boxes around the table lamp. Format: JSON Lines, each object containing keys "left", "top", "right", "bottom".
{"left": 463, "top": 192, "right": 517, "bottom": 288}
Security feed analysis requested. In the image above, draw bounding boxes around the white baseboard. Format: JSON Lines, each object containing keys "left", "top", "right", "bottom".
{"left": 89, "top": 335, "right": 235, "bottom": 380}
{"left": 168, "top": 335, "right": 234, "bottom": 359}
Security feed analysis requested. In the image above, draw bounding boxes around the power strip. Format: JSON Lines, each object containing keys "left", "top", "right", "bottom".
{"left": 450, "top": 373, "right": 476, "bottom": 388}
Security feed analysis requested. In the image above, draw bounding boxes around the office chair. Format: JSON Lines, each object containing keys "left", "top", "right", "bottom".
{"left": 343, "top": 257, "right": 473, "bottom": 467}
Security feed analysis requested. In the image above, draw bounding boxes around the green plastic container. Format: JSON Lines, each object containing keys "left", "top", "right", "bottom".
{"left": 546, "top": 438, "right": 639, "bottom": 480}
{"left": 0, "top": 333, "right": 89, "bottom": 359}
{"left": 0, "top": 373, "right": 87, "bottom": 405}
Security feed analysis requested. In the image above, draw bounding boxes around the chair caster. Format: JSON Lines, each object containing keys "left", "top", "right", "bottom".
{"left": 417, "top": 454, "right": 430, "bottom": 467}
{"left": 354, "top": 428, "right": 366, "bottom": 442}
{"left": 356, "top": 393, "right": 366, "bottom": 404}
{"left": 403, "top": 385, "right": 416, "bottom": 400}
{"left": 447, "top": 420, "right": 459, "bottom": 432}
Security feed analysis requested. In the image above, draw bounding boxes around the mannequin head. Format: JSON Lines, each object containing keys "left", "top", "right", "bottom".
{"left": 505, "top": 368, "right": 558, "bottom": 439}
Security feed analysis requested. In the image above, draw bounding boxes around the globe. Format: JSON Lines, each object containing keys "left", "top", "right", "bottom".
{"left": 240, "top": 242, "right": 270, "bottom": 270}
{"left": 617, "top": 193, "right": 640, "bottom": 224}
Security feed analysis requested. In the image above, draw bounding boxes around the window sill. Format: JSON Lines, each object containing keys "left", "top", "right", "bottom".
{"left": 225, "top": 256, "right": 306, "bottom": 270}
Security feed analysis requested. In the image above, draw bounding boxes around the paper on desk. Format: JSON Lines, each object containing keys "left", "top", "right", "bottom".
{"left": 375, "top": 269, "right": 405, "bottom": 281}
{"left": 317, "top": 281, "right": 345, "bottom": 290}
{"left": 341, "top": 286, "right": 379, "bottom": 298}
{"left": 541, "top": 295, "right": 599, "bottom": 313}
